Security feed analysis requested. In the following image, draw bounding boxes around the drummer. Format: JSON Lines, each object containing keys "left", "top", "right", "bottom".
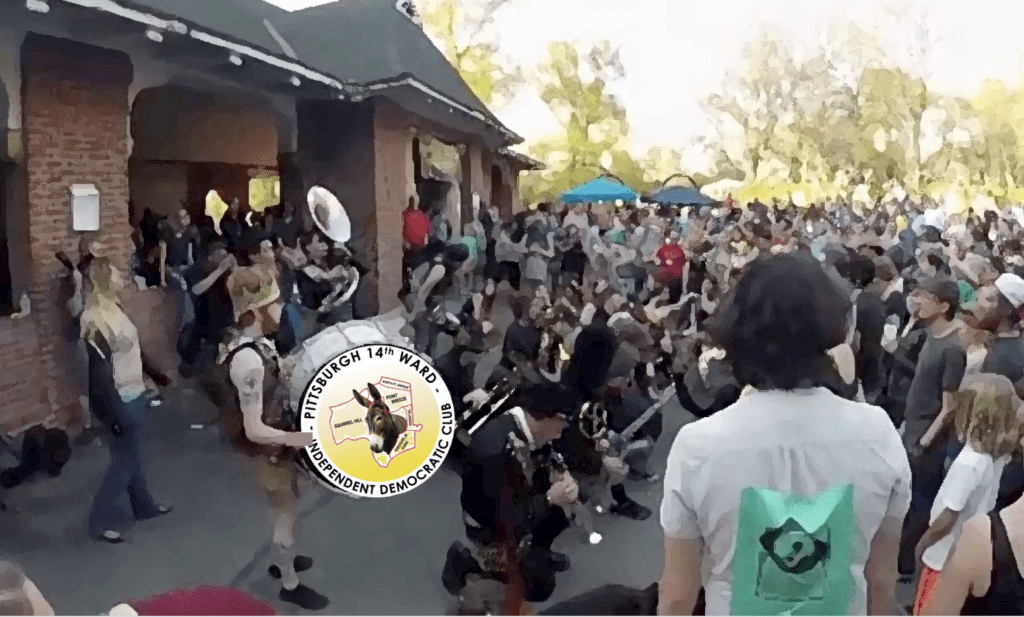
{"left": 206, "top": 264, "right": 328, "bottom": 611}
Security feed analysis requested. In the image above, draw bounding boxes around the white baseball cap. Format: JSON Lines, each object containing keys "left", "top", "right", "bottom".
{"left": 995, "top": 273, "right": 1024, "bottom": 309}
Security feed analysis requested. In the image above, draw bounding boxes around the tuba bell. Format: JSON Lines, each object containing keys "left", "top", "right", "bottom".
{"left": 306, "top": 186, "right": 359, "bottom": 304}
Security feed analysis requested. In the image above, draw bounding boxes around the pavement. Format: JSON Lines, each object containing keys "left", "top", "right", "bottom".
{"left": 0, "top": 283, "right": 916, "bottom": 615}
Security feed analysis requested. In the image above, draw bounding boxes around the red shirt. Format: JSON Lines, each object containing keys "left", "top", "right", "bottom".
{"left": 656, "top": 243, "right": 686, "bottom": 283}
{"left": 129, "top": 586, "right": 276, "bottom": 616}
{"left": 402, "top": 209, "right": 431, "bottom": 247}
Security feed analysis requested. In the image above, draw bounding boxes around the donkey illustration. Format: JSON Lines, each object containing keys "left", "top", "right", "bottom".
{"left": 354, "top": 383, "right": 408, "bottom": 455}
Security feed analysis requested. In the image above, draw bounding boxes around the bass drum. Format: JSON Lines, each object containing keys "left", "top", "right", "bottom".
{"left": 285, "top": 315, "right": 419, "bottom": 498}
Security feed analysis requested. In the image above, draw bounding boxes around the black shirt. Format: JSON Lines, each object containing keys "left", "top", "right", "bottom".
{"left": 856, "top": 291, "right": 887, "bottom": 394}
{"left": 460, "top": 415, "right": 552, "bottom": 544}
{"left": 296, "top": 267, "right": 334, "bottom": 311}
{"left": 961, "top": 511, "right": 1024, "bottom": 615}
{"left": 220, "top": 213, "right": 245, "bottom": 252}
{"left": 503, "top": 321, "right": 542, "bottom": 362}
{"left": 903, "top": 328, "right": 966, "bottom": 447}
{"left": 982, "top": 336, "right": 1024, "bottom": 397}
{"left": 185, "top": 260, "right": 233, "bottom": 343}
{"left": 161, "top": 226, "right": 198, "bottom": 268}
{"left": 562, "top": 243, "right": 587, "bottom": 275}
{"left": 435, "top": 346, "right": 476, "bottom": 412}
{"left": 274, "top": 217, "right": 301, "bottom": 249}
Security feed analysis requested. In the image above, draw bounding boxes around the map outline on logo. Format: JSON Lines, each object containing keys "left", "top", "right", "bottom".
{"left": 329, "top": 377, "right": 425, "bottom": 468}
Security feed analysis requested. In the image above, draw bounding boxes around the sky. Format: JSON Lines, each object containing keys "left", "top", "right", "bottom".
{"left": 265, "top": 0, "right": 1024, "bottom": 157}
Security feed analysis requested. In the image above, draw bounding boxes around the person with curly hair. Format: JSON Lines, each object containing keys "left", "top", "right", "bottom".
{"left": 659, "top": 254, "right": 910, "bottom": 616}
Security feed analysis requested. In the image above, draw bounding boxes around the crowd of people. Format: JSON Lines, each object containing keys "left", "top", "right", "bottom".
{"left": 8, "top": 185, "right": 1024, "bottom": 615}
{"left": 414, "top": 194, "right": 1024, "bottom": 615}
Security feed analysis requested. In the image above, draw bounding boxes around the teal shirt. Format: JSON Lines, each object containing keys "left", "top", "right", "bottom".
{"left": 461, "top": 236, "right": 480, "bottom": 256}
{"left": 959, "top": 280, "right": 977, "bottom": 306}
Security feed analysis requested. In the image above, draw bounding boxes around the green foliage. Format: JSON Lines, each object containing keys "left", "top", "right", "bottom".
{"left": 419, "top": 0, "right": 521, "bottom": 109}
{"left": 520, "top": 41, "right": 676, "bottom": 203}
{"left": 696, "top": 15, "right": 1024, "bottom": 208}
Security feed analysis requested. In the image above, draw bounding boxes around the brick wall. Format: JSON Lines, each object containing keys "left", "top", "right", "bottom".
{"left": 0, "top": 315, "right": 48, "bottom": 432}
{"left": 0, "top": 34, "right": 134, "bottom": 431}
{"left": 131, "top": 86, "right": 279, "bottom": 167}
{"left": 296, "top": 100, "right": 379, "bottom": 317}
{"left": 373, "top": 101, "right": 413, "bottom": 315}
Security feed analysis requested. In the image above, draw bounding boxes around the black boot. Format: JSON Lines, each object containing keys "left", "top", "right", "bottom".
{"left": 442, "top": 541, "right": 483, "bottom": 596}
{"left": 544, "top": 549, "right": 570, "bottom": 572}
{"left": 611, "top": 484, "right": 652, "bottom": 521}
{"left": 269, "top": 556, "right": 314, "bottom": 579}
{"left": 279, "top": 585, "right": 329, "bottom": 611}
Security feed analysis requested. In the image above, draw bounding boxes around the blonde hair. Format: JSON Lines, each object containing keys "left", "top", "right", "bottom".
{"left": 954, "top": 373, "right": 1022, "bottom": 459}
{"left": 85, "top": 257, "right": 116, "bottom": 302}
{"left": 0, "top": 561, "right": 31, "bottom": 616}
{"left": 226, "top": 265, "right": 279, "bottom": 328}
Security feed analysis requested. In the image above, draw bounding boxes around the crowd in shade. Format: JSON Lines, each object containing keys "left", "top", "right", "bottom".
{"left": 8, "top": 186, "right": 1024, "bottom": 615}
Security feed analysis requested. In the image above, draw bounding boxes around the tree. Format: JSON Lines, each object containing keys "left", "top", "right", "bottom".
{"left": 520, "top": 40, "right": 652, "bottom": 203}
{"left": 702, "top": 33, "right": 805, "bottom": 183}
{"left": 419, "top": 0, "right": 522, "bottom": 109}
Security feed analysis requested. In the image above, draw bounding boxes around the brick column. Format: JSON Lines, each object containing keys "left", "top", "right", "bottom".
{"left": 510, "top": 169, "right": 525, "bottom": 215}
{"left": 295, "top": 100, "right": 379, "bottom": 316}
{"left": 460, "top": 143, "right": 486, "bottom": 230}
{"left": 18, "top": 34, "right": 133, "bottom": 428}
{"left": 373, "top": 102, "right": 414, "bottom": 314}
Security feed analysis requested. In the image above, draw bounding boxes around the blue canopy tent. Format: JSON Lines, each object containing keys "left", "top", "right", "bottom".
{"left": 560, "top": 177, "right": 638, "bottom": 204}
{"left": 647, "top": 185, "right": 716, "bottom": 207}
{"left": 644, "top": 174, "right": 716, "bottom": 208}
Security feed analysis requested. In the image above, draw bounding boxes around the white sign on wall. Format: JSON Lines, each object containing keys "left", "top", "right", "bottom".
{"left": 71, "top": 184, "right": 100, "bottom": 231}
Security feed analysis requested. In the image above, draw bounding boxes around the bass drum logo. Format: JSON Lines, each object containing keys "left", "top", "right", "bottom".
{"left": 298, "top": 344, "right": 455, "bottom": 498}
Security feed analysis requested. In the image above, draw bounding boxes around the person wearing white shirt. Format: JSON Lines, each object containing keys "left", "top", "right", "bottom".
{"left": 659, "top": 254, "right": 911, "bottom": 616}
{"left": 563, "top": 204, "right": 589, "bottom": 232}
{"left": 912, "top": 373, "right": 1020, "bottom": 614}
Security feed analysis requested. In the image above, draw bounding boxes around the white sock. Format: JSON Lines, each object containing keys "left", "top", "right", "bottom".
{"left": 275, "top": 543, "right": 300, "bottom": 591}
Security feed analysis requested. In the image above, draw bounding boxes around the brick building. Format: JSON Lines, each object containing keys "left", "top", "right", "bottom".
{"left": 0, "top": 0, "right": 536, "bottom": 433}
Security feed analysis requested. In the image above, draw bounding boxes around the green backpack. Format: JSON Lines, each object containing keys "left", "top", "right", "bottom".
{"left": 729, "top": 484, "right": 856, "bottom": 616}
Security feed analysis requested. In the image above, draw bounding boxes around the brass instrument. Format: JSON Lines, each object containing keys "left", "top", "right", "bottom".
{"left": 544, "top": 447, "right": 599, "bottom": 544}
{"left": 306, "top": 186, "right": 360, "bottom": 307}
{"left": 457, "top": 369, "right": 521, "bottom": 449}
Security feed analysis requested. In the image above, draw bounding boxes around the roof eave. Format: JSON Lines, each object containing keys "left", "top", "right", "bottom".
{"left": 499, "top": 148, "right": 544, "bottom": 171}
{"left": 60, "top": 0, "right": 351, "bottom": 91}
{"left": 54, "top": 0, "right": 522, "bottom": 145}
{"left": 356, "top": 74, "right": 521, "bottom": 146}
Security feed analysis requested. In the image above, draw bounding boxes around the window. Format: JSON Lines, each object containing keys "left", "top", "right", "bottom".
{"left": 248, "top": 174, "right": 280, "bottom": 213}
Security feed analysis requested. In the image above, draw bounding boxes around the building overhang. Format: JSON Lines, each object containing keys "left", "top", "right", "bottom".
{"left": 30, "top": 0, "right": 521, "bottom": 147}
{"left": 353, "top": 74, "right": 521, "bottom": 147}
{"left": 499, "top": 148, "right": 544, "bottom": 172}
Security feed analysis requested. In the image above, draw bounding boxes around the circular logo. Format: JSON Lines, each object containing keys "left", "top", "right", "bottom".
{"left": 298, "top": 344, "right": 455, "bottom": 498}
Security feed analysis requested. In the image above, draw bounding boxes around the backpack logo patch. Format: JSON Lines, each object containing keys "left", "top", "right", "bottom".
{"left": 730, "top": 484, "right": 855, "bottom": 616}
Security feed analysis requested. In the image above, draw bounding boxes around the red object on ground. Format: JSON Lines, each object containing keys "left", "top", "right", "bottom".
{"left": 656, "top": 243, "right": 686, "bottom": 283}
{"left": 129, "top": 585, "right": 276, "bottom": 616}
{"left": 914, "top": 566, "right": 941, "bottom": 615}
{"left": 403, "top": 209, "right": 431, "bottom": 247}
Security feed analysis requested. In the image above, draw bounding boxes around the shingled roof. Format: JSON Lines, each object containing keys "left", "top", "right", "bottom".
{"left": 114, "top": 0, "right": 516, "bottom": 141}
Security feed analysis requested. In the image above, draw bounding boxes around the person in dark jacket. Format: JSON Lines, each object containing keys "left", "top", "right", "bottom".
{"left": 500, "top": 297, "right": 542, "bottom": 371}
{"left": 443, "top": 381, "right": 581, "bottom": 614}
{"left": 851, "top": 256, "right": 888, "bottom": 405}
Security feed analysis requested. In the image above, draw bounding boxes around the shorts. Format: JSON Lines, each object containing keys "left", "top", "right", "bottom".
{"left": 255, "top": 457, "right": 299, "bottom": 510}
{"left": 914, "top": 565, "right": 941, "bottom": 615}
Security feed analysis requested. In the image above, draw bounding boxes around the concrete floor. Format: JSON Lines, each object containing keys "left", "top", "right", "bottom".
{"left": 0, "top": 284, "right": 915, "bottom": 614}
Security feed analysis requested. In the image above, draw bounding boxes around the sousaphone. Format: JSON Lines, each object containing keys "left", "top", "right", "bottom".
{"left": 307, "top": 186, "right": 359, "bottom": 304}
